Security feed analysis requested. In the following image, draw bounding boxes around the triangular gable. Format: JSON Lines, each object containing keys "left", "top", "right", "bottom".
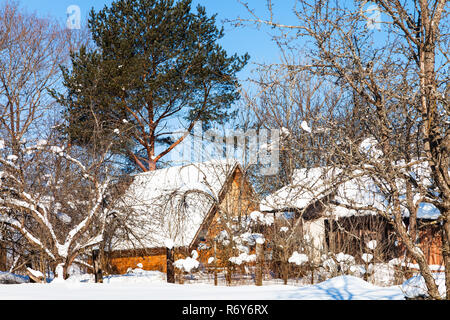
{"left": 187, "top": 162, "right": 256, "bottom": 249}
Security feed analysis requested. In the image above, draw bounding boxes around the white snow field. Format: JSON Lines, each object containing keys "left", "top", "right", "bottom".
{"left": 0, "top": 270, "right": 406, "bottom": 300}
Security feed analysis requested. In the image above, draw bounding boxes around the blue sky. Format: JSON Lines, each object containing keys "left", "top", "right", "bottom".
{"left": 17, "top": 0, "right": 301, "bottom": 162}
{"left": 19, "top": 0, "right": 300, "bottom": 85}
{"left": 16, "top": 1, "right": 401, "bottom": 91}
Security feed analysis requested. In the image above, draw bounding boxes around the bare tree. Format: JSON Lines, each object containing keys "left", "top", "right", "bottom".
{"left": 0, "top": 1, "right": 76, "bottom": 146}
{"left": 0, "top": 1, "right": 118, "bottom": 280}
{"left": 0, "top": 133, "right": 116, "bottom": 280}
{"left": 235, "top": 0, "right": 449, "bottom": 299}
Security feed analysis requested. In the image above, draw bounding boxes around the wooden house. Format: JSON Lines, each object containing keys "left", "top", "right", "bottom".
{"left": 260, "top": 166, "right": 443, "bottom": 267}
{"left": 104, "top": 160, "right": 259, "bottom": 276}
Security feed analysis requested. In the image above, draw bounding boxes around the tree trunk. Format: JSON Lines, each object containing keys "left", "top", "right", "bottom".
{"left": 26, "top": 268, "right": 45, "bottom": 283}
{"left": 393, "top": 215, "right": 441, "bottom": 299}
{"left": 282, "top": 259, "right": 288, "bottom": 285}
{"left": 0, "top": 239, "right": 6, "bottom": 272}
{"left": 92, "top": 249, "right": 103, "bottom": 283}
{"left": 226, "top": 265, "right": 232, "bottom": 285}
{"left": 148, "top": 159, "right": 156, "bottom": 171}
{"left": 166, "top": 247, "right": 175, "bottom": 283}
{"left": 442, "top": 215, "right": 450, "bottom": 299}
{"left": 329, "top": 220, "right": 335, "bottom": 253}
{"left": 418, "top": 18, "right": 448, "bottom": 299}
{"left": 39, "top": 252, "right": 46, "bottom": 282}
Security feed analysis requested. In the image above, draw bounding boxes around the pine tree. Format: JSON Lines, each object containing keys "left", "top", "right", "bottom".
{"left": 54, "top": 0, "right": 248, "bottom": 171}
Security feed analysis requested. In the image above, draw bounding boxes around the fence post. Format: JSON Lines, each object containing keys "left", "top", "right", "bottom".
{"left": 214, "top": 241, "right": 218, "bottom": 286}
{"left": 255, "top": 242, "right": 264, "bottom": 286}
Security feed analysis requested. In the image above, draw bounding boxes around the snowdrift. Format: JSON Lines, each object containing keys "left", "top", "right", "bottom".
{"left": 402, "top": 273, "right": 446, "bottom": 299}
{"left": 0, "top": 270, "right": 406, "bottom": 300}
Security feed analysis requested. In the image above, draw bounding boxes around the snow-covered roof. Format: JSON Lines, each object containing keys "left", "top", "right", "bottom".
{"left": 112, "top": 159, "right": 239, "bottom": 251}
{"left": 261, "top": 166, "right": 343, "bottom": 212}
{"left": 261, "top": 163, "right": 441, "bottom": 220}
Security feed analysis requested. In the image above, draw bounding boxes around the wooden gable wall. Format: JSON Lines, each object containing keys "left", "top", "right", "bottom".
{"left": 190, "top": 166, "right": 259, "bottom": 267}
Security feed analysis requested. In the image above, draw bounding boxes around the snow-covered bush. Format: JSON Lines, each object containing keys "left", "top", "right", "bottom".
{"left": 173, "top": 257, "right": 200, "bottom": 273}
{"left": 229, "top": 253, "right": 256, "bottom": 265}
{"left": 288, "top": 251, "right": 308, "bottom": 266}
{"left": 174, "top": 249, "right": 200, "bottom": 274}
{"left": 249, "top": 211, "right": 274, "bottom": 226}
{"left": 361, "top": 253, "right": 373, "bottom": 263}
{"left": 320, "top": 252, "right": 358, "bottom": 277}
{"left": 360, "top": 252, "right": 375, "bottom": 281}
{"left": 366, "top": 240, "right": 378, "bottom": 251}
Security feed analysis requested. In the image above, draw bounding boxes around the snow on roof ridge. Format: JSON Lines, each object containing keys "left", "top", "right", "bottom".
{"left": 133, "top": 158, "right": 239, "bottom": 176}
{"left": 262, "top": 162, "right": 441, "bottom": 220}
{"left": 260, "top": 165, "right": 348, "bottom": 212}
{"left": 128, "top": 159, "right": 239, "bottom": 198}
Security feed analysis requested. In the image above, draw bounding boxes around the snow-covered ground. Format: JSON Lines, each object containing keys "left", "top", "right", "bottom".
{"left": 0, "top": 269, "right": 407, "bottom": 300}
{"left": 402, "top": 272, "right": 447, "bottom": 299}
{"left": 2, "top": 266, "right": 446, "bottom": 300}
